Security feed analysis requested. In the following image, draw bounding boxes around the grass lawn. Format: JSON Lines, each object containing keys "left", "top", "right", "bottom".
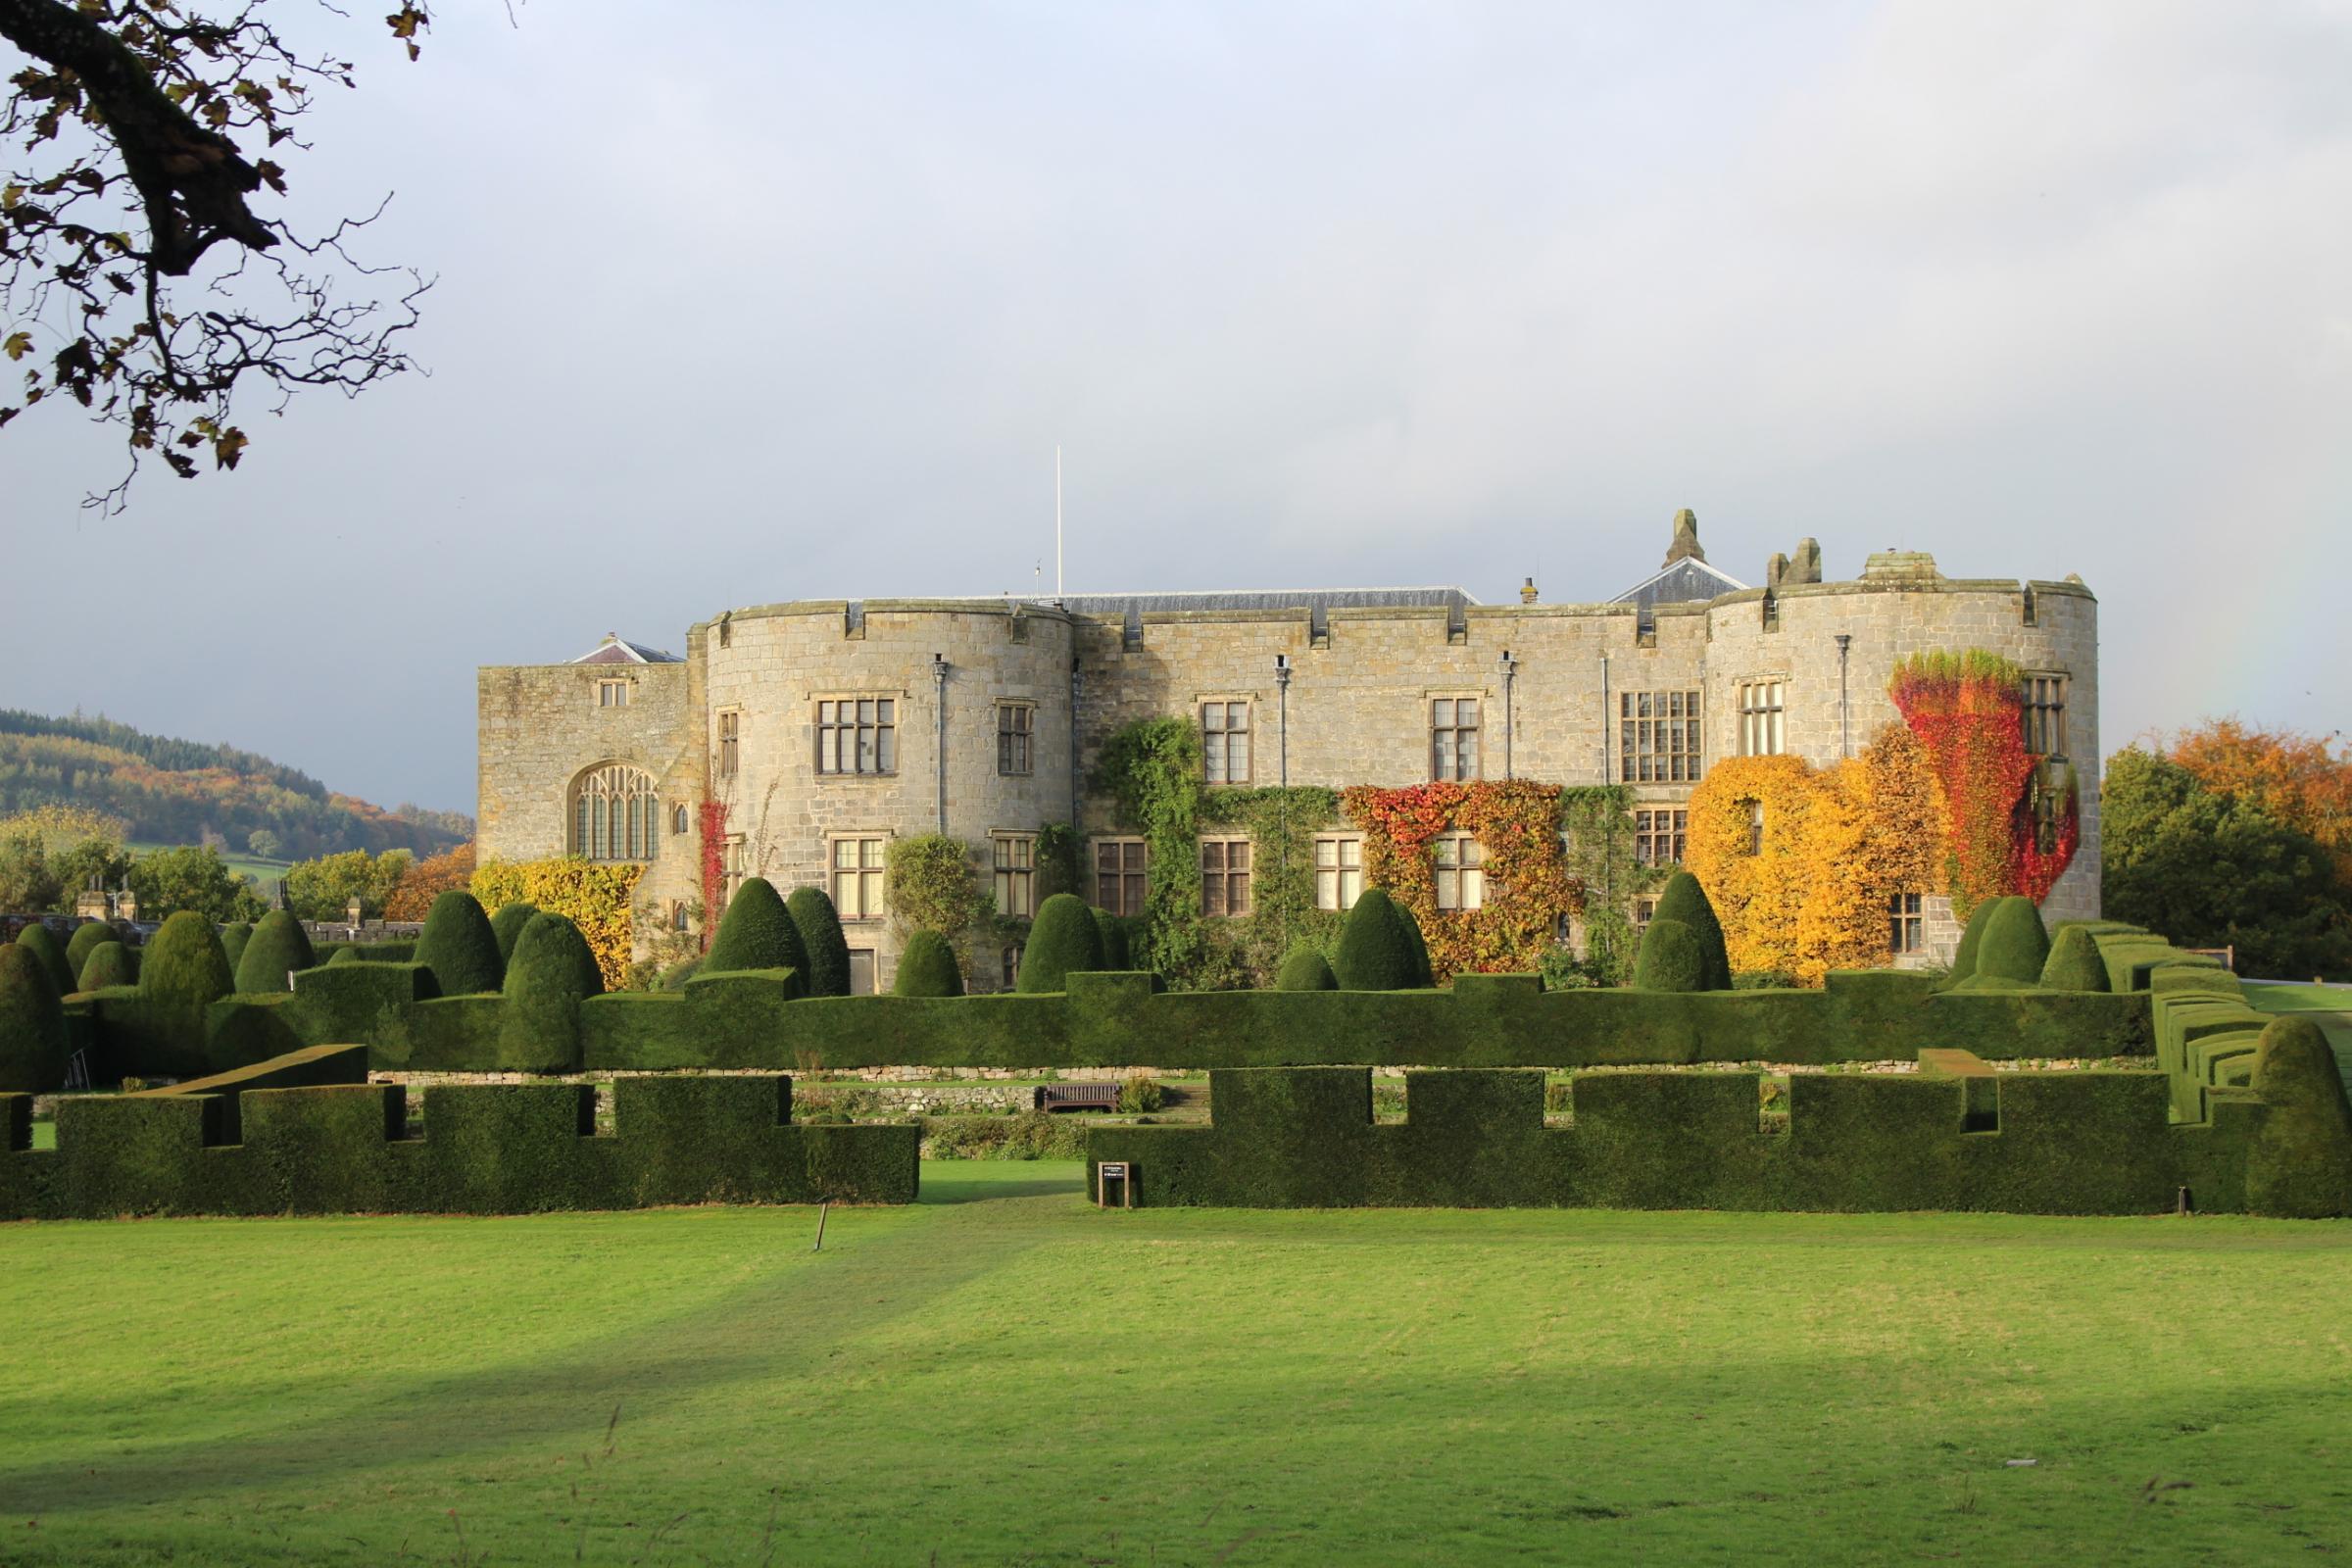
{"left": 3, "top": 1165, "right": 2349, "bottom": 1565}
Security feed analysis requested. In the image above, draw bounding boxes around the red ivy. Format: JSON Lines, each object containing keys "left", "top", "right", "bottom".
{"left": 697, "top": 799, "right": 729, "bottom": 951}
{"left": 1340, "top": 780, "right": 1572, "bottom": 980}
{"left": 1890, "top": 656, "right": 2077, "bottom": 915}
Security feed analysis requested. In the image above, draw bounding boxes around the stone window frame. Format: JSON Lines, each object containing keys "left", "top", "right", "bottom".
{"left": 1619, "top": 689, "right": 1702, "bottom": 783}
{"left": 1094, "top": 836, "right": 1149, "bottom": 917}
{"left": 1429, "top": 694, "right": 1483, "bottom": 782}
{"left": 569, "top": 761, "right": 661, "bottom": 863}
{"left": 1888, "top": 891, "right": 1925, "bottom": 955}
{"left": 1200, "top": 835, "right": 1253, "bottom": 917}
{"left": 814, "top": 694, "right": 899, "bottom": 778}
{"left": 721, "top": 833, "right": 747, "bottom": 907}
{"left": 997, "top": 703, "right": 1035, "bottom": 777}
{"left": 1736, "top": 676, "right": 1787, "bottom": 758}
{"left": 1200, "top": 697, "right": 1253, "bottom": 785}
{"left": 829, "top": 832, "right": 891, "bottom": 922}
{"left": 1632, "top": 893, "right": 1660, "bottom": 932}
{"left": 715, "top": 708, "right": 741, "bottom": 780}
{"left": 993, "top": 831, "right": 1038, "bottom": 919}
{"left": 596, "top": 679, "right": 631, "bottom": 710}
{"left": 2023, "top": 671, "right": 2068, "bottom": 759}
{"left": 1312, "top": 833, "right": 1364, "bottom": 912}
{"left": 1634, "top": 808, "right": 1687, "bottom": 867}
{"left": 1433, "top": 832, "right": 1485, "bottom": 910}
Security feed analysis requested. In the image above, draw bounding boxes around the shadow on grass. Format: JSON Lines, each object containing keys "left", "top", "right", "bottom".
{"left": 919, "top": 1164, "right": 1087, "bottom": 1204}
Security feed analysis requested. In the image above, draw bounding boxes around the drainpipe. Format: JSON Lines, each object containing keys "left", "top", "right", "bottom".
{"left": 932, "top": 653, "right": 949, "bottom": 833}
{"left": 1069, "top": 661, "right": 1084, "bottom": 836}
{"left": 1275, "top": 653, "right": 1293, "bottom": 950}
{"left": 1836, "top": 635, "right": 1852, "bottom": 760}
{"left": 1598, "top": 653, "right": 1611, "bottom": 784}
{"left": 1498, "top": 648, "right": 1517, "bottom": 779}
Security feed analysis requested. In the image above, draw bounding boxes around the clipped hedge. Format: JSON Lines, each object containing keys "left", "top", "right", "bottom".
{"left": 140, "top": 910, "right": 233, "bottom": 1009}
{"left": 77, "top": 940, "right": 134, "bottom": 993}
{"left": 1094, "top": 909, "right": 1132, "bottom": 970}
{"left": 1652, "top": 871, "right": 1731, "bottom": 991}
{"left": 1335, "top": 888, "right": 1419, "bottom": 991}
{"left": 219, "top": 921, "right": 254, "bottom": 977}
{"left": 704, "top": 878, "right": 808, "bottom": 977}
{"left": 785, "top": 886, "right": 852, "bottom": 997}
{"left": 415, "top": 890, "right": 505, "bottom": 997}
{"left": 65, "top": 920, "right": 116, "bottom": 979}
{"left": 235, "top": 909, "right": 317, "bottom": 996}
{"left": 499, "top": 912, "right": 604, "bottom": 1072}
{"left": 16, "top": 923, "right": 75, "bottom": 999}
{"left": 1941, "top": 901, "right": 1998, "bottom": 989}
{"left": 488, "top": 902, "right": 539, "bottom": 965}
{"left": 893, "top": 930, "right": 964, "bottom": 997}
{"left": 2040, "top": 925, "right": 2109, "bottom": 992}
{"left": 0, "top": 1072, "right": 917, "bottom": 1220}
{"left": 1976, "top": 897, "right": 2050, "bottom": 985}
{"left": 1275, "top": 948, "right": 1337, "bottom": 992}
{"left": 0, "top": 945, "right": 67, "bottom": 1093}
{"left": 2244, "top": 1016, "right": 2352, "bottom": 1219}
{"left": 1017, "top": 894, "right": 1102, "bottom": 993}
{"left": 1633, "top": 918, "right": 1704, "bottom": 993}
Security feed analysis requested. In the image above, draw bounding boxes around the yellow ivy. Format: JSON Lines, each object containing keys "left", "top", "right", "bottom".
{"left": 1686, "top": 725, "right": 1945, "bottom": 985}
{"left": 470, "top": 856, "right": 643, "bottom": 990}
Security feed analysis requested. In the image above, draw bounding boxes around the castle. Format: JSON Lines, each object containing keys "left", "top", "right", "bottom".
{"left": 476, "top": 512, "right": 2099, "bottom": 991}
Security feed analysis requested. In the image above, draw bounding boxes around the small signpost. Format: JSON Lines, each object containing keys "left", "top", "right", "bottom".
{"left": 1097, "top": 1161, "right": 1133, "bottom": 1209}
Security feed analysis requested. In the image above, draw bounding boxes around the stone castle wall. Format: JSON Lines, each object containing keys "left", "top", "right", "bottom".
{"left": 477, "top": 551, "right": 2099, "bottom": 987}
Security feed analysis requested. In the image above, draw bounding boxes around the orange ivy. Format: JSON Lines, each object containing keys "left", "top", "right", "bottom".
{"left": 1340, "top": 780, "right": 1572, "bottom": 980}
{"left": 1686, "top": 757, "right": 1819, "bottom": 977}
{"left": 470, "top": 856, "right": 643, "bottom": 989}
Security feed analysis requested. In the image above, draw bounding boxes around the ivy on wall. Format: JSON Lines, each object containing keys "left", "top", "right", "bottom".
{"left": 696, "top": 799, "right": 728, "bottom": 952}
{"left": 1889, "top": 650, "right": 2079, "bottom": 917}
{"left": 1340, "top": 780, "right": 1575, "bottom": 980}
{"left": 470, "top": 856, "right": 644, "bottom": 989}
{"left": 1557, "top": 785, "right": 1665, "bottom": 986}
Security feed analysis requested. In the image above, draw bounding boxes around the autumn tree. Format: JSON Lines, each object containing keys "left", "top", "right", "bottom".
{"left": 1, "top": 0, "right": 433, "bottom": 507}
{"left": 382, "top": 840, "right": 471, "bottom": 921}
{"left": 2165, "top": 720, "right": 2352, "bottom": 880}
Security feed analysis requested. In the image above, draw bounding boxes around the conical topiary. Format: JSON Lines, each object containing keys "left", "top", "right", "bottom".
{"left": 1975, "top": 896, "right": 2051, "bottom": 985}
{"left": 658, "top": 956, "right": 703, "bottom": 991}
{"left": 2038, "top": 925, "right": 2109, "bottom": 992}
{"left": 15, "top": 923, "right": 74, "bottom": 999}
{"left": 1396, "top": 900, "right": 1433, "bottom": 987}
{"left": 1016, "top": 893, "right": 1104, "bottom": 993}
{"left": 219, "top": 920, "right": 254, "bottom": 977}
{"left": 2246, "top": 1015, "right": 2352, "bottom": 1219}
{"left": 77, "top": 940, "right": 135, "bottom": 992}
{"left": 1633, "top": 917, "right": 1705, "bottom": 992}
{"left": 0, "top": 944, "right": 67, "bottom": 1093}
{"left": 785, "top": 886, "right": 852, "bottom": 997}
{"left": 499, "top": 911, "right": 606, "bottom": 1070}
{"left": 139, "top": 909, "right": 233, "bottom": 1009}
{"left": 893, "top": 929, "right": 965, "bottom": 997}
{"left": 1940, "top": 899, "right": 1998, "bottom": 989}
{"left": 1275, "top": 947, "right": 1337, "bottom": 991}
{"left": 66, "top": 919, "right": 114, "bottom": 979}
{"left": 1094, "top": 908, "right": 1131, "bottom": 970}
{"left": 235, "top": 908, "right": 317, "bottom": 995}
{"left": 489, "top": 902, "right": 539, "bottom": 965}
{"left": 1651, "top": 871, "right": 1731, "bottom": 991}
{"left": 1335, "top": 888, "right": 1418, "bottom": 991}
{"left": 415, "top": 890, "right": 505, "bottom": 996}
{"left": 704, "top": 877, "right": 809, "bottom": 977}
{"left": 326, "top": 946, "right": 363, "bottom": 965}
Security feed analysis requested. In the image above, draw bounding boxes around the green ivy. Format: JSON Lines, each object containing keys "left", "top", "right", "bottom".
{"left": 1554, "top": 785, "right": 1664, "bottom": 986}
{"left": 884, "top": 833, "right": 989, "bottom": 937}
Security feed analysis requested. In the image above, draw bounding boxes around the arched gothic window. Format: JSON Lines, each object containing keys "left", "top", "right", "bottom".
{"left": 570, "top": 763, "right": 660, "bottom": 861}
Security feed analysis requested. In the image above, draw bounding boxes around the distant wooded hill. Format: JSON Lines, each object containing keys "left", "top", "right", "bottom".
{"left": 0, "top": 710, "right": 470, "bottom": 860}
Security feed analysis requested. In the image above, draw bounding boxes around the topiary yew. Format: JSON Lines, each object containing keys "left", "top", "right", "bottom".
{"left": 500, "top": 911, "right": 606, "bottom": 1070}
{"left": 1017, "top": 894, "right": 1104, "bottom": 993}
{"left": 489, "top": 901, "right": 539, "bottom": 965}
{"left": 893, "top": 929, "right": 965, "bottom": 997}
{"left": 785, "top": 886, "right": 852, "bottom": 997}
{"left": 2246, "top": 1015, "right": 2352, "bottom": 1218}
{"left": 1940, "top": 899, "right": 1997, "bottom": 989}
{"left": 139, "top": 909, "right": 233, "bottom": 1008}
{"left": 77, "top": 940, "right": 134, "bottom": 992}
{"left": 66, "top": 919, "right": 114, "bottom": 978}
{"left": 1975, "top": 896, "right": 2051, "bottom": 985}
{"left": 1275, "top": 947, "right": 1337, "bottom": 991}
{"left": 2039, "top": 925, "right": 2110, "bottom": 992}
{"left": 326, "top": 945, "right": 363, "bottom": 965}
{"left": 1396, "top": 900, "right": 1434, "bottom": 988}
{"left": 1335, "top": 888, "right": 1419, "bottom": 991}
{"left": 15, "top": 923, "right": 74, "bottom": 998}
{"left": 219, "top": 920, "right": 254, "bottom": 976}
{"left": 1652, "top": 871, "right": 1731, "bottom": 991}
{"left": 1094, "top": 908, "right": 1131, "bottom": 970}
{"left": 704, "top": 878, "right": 809, "bottom": 977}
{"left": 1634, "top": 917, "right": 1706, "bottom": 992}
{"left": 235, "top": 909, "right": 316, "bottom": 995}
{"left": 416, "top": 890, "right": 505, "bottom": 996}
{"left": 0, "top": 944, "right": 67, "bottom": 1093}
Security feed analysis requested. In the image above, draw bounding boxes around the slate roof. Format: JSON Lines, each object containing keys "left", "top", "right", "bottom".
{"left": 1057, "top": 586, "right": 1478, "bottom": 616}
{"left": 1608, "top": 557, "right": 1749, "bottom": 612}
{"left": 569, "top": 635, "right": 684, "bottom": 665}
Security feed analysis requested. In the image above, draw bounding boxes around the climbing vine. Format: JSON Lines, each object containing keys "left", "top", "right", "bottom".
{"left": 1340, "top": 780, "right": 1574, "bottom": 980}
{"left": 1889, "top": 650, "right": 2078, "bottom": 918}
{"left": 697, "top": 799, "right": 729, "bottom": 952}
{"left": 470, "top": 856, "right": 644, "bottom": 989}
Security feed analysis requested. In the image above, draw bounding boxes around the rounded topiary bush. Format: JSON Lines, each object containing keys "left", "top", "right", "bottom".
{"left": 2247, "top": 1015, "right": 2352, "bottom": 1218}
{"left": 65, "top": 919, "right": 114, "bottom": 979}
{"left": 1094, "top": 908, "right": 1132, "bottom": 970}
{"left": 140, "top": 909, "right": 233, "bottom": 1008}
{"left": 1396, "top": 900, "right": 1434, "bottom": 987}
{"left": 1975, "top": 896, "right": 2051, "bottom": 985}
{"left": 1652, "top": 871, "right": 1731, "bottom": 992}
{"left": 1017, "top": 893, "right": 1104, "bottom": 994}
{"left": 1634, "top": 917, "right": 1706, "bottom": 992}
{"left": 0, "top": 944, "right": 67, "bottom": 1093}
{"left": 703, "top": 877, "right": 809, "bottom": 978}
{"left": 415, "top": 890, "right": 504, "bottom": 996}
{"left": 658, "top": 956, "right": 703, "bottom": 992}
{"left": 77, "top": 940, "right": 134, "bottom": 992}
{"left": 1335, "top": 888, "right": 1419, "bottom": 991}
{"left": 499, "top": 911, "right": 605, "bottom": 1070}
{"left": 488, "top": 902, "right": 539, "bottom": 965}
{"left": 326, "top": 946, "right": 363, "bottom": 966}
{"left": 785, "top": 886, "right": 852, "bottom": 997}
{"left": 218, "top": 920, "right": 254, "bottom": 977}
{"left": 1275, "top": 947, "right": 1337, "bottom": 991}
{"left": 16, "top": 923, "right": 75, "bottom": 998}
{"left": 1940, "top": 900, "right": 1998, "bottom": 989}
{"left": 234, "top": 908, "right": 317, "bottom": 995}
{"left": 2038, "top": 924, "right": 2110, "bottom": 992}
{"left": 893, "top": 929, "right": 965, "bottom": 997}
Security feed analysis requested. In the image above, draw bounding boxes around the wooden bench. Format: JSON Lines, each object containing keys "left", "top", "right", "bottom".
{"left": 1035, "top": 1083, "right": 1121, "bottom": 1114}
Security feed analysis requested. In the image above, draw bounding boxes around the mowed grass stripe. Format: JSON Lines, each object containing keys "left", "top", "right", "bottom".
{"left": 0, "top": 1163, "right": 2347, "bottom": 1564}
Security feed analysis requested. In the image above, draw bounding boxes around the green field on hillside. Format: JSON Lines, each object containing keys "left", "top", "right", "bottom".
{"left": 125, "top": 841, "right": 292, "bottom": 894}
{"left": 3, "top": 1165, "right": 2348, "bottom": 1565}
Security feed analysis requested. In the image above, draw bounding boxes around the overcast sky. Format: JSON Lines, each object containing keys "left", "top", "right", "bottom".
{"left": 7, "top": 1, "right": 2350, "bottom": 814}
